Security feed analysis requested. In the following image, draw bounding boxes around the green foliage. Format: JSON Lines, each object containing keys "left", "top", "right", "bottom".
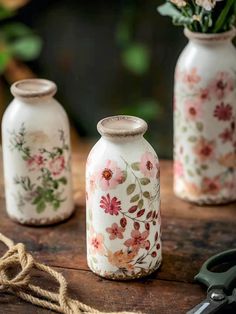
{"left": 0, "top": 5, "right": 13, "bottom": 20}
{"left": 158, "top": 0, "right": 236, "bottom": 33}
{"left": 0, "top": 20, "right": 42, "bottom": 73}
{"left": 0, "top": 51, "right": 10, "bottom": 72}
{"left": 121, "top": 43, "right": 150, "bottom": 75}
{"left": 157, "top": 2, "right": 193, "bottom": 26}
{"left": 213, "top": 0, "right": 235, "bottom": 33}
{"left": 9, "top": 35, "right": 42, "bottom": 61}
{"left": 119, "top": 99, "right": 162, "bottom": 122}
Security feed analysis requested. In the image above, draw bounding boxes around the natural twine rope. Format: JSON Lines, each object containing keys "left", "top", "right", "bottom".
{"left": 0, "top": 233, "right": 138, "bottom": 314}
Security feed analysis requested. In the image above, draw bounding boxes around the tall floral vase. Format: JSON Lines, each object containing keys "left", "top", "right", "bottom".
{"left": 86, "top": 115, "right": 161, "bottom": 280}
{"left": 2, "top": 79, "right": 74, "bottom": 225}
{"left": 174, "top": 29, "right": 236, "bottom": 205}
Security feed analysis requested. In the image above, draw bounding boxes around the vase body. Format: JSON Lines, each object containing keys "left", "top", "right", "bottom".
{"left": 174, "top": 29, "right": 236, "bottom": 205}
{"left": 2, "top": 79, "right": 74, "bottom": 225}
{"left": 86, "top": 115, "right": 161, "bottom": 280}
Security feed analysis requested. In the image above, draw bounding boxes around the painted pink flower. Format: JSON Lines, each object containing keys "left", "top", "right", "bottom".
{"left": 124, "top": 229, "right": 149, "bottom": 250}
{"left": 219, "top": 128, "right": 233, "bottom": 143}
{"left": 225, "top": 180, "right": 235, "bottom": 196}
{"left": 209, "top": 71, "right": 234, "bottom": 99}
{"left": 27, "top": 154, "right": 44, "bottom": 171}
{"left": 183, "top": 68, "right": 201, "bottom": 87}
{"left": 197, "top": 88, "right": 210, "bottom": 102}
{"left": 184, "top": 181, "right": 201, "bottom": 198}
{"left": 214, "top": 103, "right": 232, "bottom": 121}
{"left": 100, "top": 194, "right": 121, "bottom": 215}
{"left": 174, "top": 160, "right": 184, "bottom": 177}
{"left": 193, "top": 137, "right": 215, "bottom": 161}
{"left": 49, "top": 156, "right": 65, "bottom": 176}
{"left": 89, "top": 233, "right": 105, "bottom": 255}
{"left": 140, "top": 152, "right": 157, "bottom": 178}
{"left": 202, "top": 177, "right": 221, "bottom": 195}
{"left": 96, "top": 160, "right": 124, "bottom": 191}
{"left": 185, "top": 100, "right": 202, "bottom": 121}
{"left": 106, "top": 223, "right": 125, "bottom": 240}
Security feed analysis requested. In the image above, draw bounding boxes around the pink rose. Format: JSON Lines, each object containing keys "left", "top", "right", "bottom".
{"left": 49, "top": 156, "right": 65, "bottom": 176}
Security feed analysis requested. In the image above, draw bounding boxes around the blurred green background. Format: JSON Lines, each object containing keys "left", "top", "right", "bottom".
{"left": 0, "top": 0, "right": 187, "bottom": 158}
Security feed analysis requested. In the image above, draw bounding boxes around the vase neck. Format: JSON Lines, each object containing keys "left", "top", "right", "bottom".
{"left": 11, "top": 79, "right": 57, "bottom": 102}
{"left": 184, "top": 28, "right": 236, "bottom": 46}
{"left": 97, "top": 115, "right": 148, "bottom": 140}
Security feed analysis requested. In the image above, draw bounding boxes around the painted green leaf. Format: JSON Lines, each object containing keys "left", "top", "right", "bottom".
{"left": 188, "top": 136, "right": 197, "bottom": 143}
{"left": 36, "top": 201, "right": 46, "bottom": 213}
{"left": 32, "top": 195, "right": 42, "bottom": 205}
{"left": 131, "top": 162, "right": 140, "bottom": 171}
{"left": 196, "top": 122, "right": 204, "bottom": 132}
{"left": 92, "top": 257, "right": 98, "bottom": 264}
{"left": 127, "top": 184, "right": 136, "bottom": 195}
{"left": 187, "top": 169, "right": 194, "bottom": 177}
{"left": 143, "top": 191, "right": 150, "bottom": 199}
{"left": 196, "top": 168, "right": 201, "bottom": 175}
{"left": 201, "top": 164, "right": 208, "bottom": 170}
{"left": 59, "top": 177, "right": 67, "bottom": 185}
{"left": 185, "top": 155, "right": 189, "bottom": 164}
{"left": 53, "top": 200, "right": 60, "bottom": 210}
{"left": 122, "top": 170, "right": 127, "bottom": 182}
{"left": 140, "top": 178, "right": 150, "bottom": 185}
{"left": 53, "top": 181, "right": 59, "bottom": 189}
{"left": 130, "top": 194, "right": 140, "bottom": 203}
{"left": 138, "top": 199, "right": 144, "bottom": 209}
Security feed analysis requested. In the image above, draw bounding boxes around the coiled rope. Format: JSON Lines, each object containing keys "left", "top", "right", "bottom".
{"left": 0, "top": 233, "right": 138, "bottom": 314}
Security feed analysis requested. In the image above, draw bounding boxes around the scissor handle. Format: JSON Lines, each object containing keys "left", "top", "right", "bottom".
{"left": 195, "top": 249, "right": 236, "bottom": 292}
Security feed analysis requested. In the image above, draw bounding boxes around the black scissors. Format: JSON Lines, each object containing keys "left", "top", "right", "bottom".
{"left": 187, "top": 249, "right": 236, "bottom": 314}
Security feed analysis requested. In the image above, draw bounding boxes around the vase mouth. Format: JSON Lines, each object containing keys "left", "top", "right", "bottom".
{"left": 184, "top": 27, "right": 236, "bottom": 42}
{"left": 97, "top": 115, "right": 148, "bottom": 138}
{"left": 11, "top": 79, "right": 57, "bottom": 99}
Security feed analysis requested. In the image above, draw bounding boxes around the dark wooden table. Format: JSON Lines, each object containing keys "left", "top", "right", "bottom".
{"left": 0, "top": 143, "right": 235, "bottom": 314}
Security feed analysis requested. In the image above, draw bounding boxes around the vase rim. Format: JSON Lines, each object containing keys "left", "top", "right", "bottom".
{"left": 97, "top": 115, "right": 148, "bottom": 138}
{"left": 184, "top": 27, "right": 236, "bottom": 41}
{"left": 11, "top": 78, "right": 57, "bottom": 99}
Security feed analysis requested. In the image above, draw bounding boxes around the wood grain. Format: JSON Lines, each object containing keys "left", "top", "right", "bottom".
{"left": 0, "top": 143, "right": 235, "bottom": 313}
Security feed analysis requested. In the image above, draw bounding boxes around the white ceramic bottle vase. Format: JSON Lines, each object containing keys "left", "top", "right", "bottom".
{"left": 2, "top": 79, "right": 74, "bottom": 225}
{"left": 86, "top": 115, "right": 162, "bottom": 280}
{"left": 174, "top": 29, "right": 236, "bottom": 205}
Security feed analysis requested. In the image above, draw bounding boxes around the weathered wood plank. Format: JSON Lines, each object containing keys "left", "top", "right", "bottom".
{"left": 0, "top": 200, "right": 235, "bottom": 284}
{"left": 0, "top": 267, "right": 206, "bottom": 314}
{"left": 0, "top": 147, "right": 235, "bottom": 313}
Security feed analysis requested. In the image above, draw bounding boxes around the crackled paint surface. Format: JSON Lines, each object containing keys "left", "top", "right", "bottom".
{"left": 86, "top": 142, "right": 161, "bottom": 280}
{"left": 174, "top": 66, "right": 236, "bottom": 204}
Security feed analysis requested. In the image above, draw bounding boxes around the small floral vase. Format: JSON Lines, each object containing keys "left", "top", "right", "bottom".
{"left": 174, "top": 28, "right": 236, "bottom": 205}
{"left": 86, "top": 115, "right": 161, "bottom": 280}
{"left": 1, "top": 79, "right": 74, "bottom": 225}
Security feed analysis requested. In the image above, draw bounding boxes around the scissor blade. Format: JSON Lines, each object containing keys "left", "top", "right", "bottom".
{"left": 186, "top": 297, "right": 227, "bottom": 314}
{"left": 186, "top": 299, "right": 211, "bottom": 314}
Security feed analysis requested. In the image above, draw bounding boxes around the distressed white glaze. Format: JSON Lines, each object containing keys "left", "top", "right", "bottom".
{"left": 174, "top": 29, "right": 236, "bottom": 205}
{"left": 2, "top": 79, "right": 74, "bottom": 225}
{"left": 86, "top": 115, "right": 161, "bottom": 280}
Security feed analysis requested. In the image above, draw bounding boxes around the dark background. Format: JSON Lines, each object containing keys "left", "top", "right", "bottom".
{"left": 4, "top": 0, "right": 187, "bottom": 158}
